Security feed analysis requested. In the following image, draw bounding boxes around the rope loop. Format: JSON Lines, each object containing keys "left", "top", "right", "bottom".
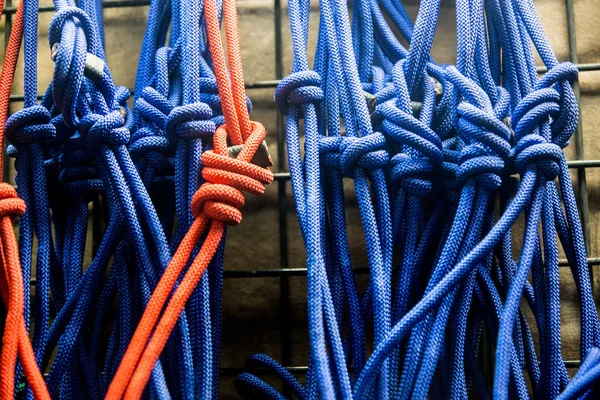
{"left": 5, "top": 105, "right": 56, "bottom": 148}
{"left": 0, "top": 183, "right": 26, "bottom": 218}
{"left": 79, "top": 110, "right": 130, "bottom": 152}
{"left": 166, "top": 102, "right": 216, "bottom": 140}
{"left": 192, "top": 122, "right": 273, "bottom": 225}
{"left": 513, "top": 134, "right": 563, "bottom": 181}
{"left": 275, "top": 71, "right": 324, "bottom": 115}
{"left": 48, "top": 7, "right": 100, "bottom": 127}
{"left": 512, "top": 62, "right": 579, "bottom": 148}
{"left": 47, "top": 7, "right": 98, "bottom": 53}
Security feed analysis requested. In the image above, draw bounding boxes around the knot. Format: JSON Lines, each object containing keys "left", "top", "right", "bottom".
{"left": 389, "top": 154, "right": 434, "bottom": 196}
{"left": 58, "top": 135, "right": 103, "bottom": 197}
{"left": 319, "top": 137, "right": 342, "bottom": 170}
{"left": 442, "top": 67, "right": 513, "bottom": 192}
{"left": 339, "top": 133, "right": 389, "bottom": 176}
{"left": 79, "top": 111, "right": 130, "bottom": 152}
{"left": 191, "top": 122, "right": 274, "bottom": 225}
{"left": 0, "top": 183, "right": 26, "bottom": 218}
{"left": 166, "top": 103, "right": 216, "bottom": 139}
{"left": 380, "top": 101, "right": 442, "bottom": 193}
{"left": 317, "top": 133, "right": 389, "bottom": 176}
{"left": 130, "top": 87, "right": 175, "bottom": 157}
{"left": 5, "top": 105, "right": 56, "bottom": 148}
{"left": 457, "top": 146, "right": 505, "bottom": 192}
{"left": 512, "top": 62, "right": 579, "bottom": 148}
{"left": 513, "top": 135, "right": 562, "bottom": 181}
{"left": 455, "top": 102, "right": 512, "bottom": 192}
{"left": 275, "top": 71, "right": 324, "bottom": 115}
{"left": 380, "top": 101, "right": 443, "bottom": 168}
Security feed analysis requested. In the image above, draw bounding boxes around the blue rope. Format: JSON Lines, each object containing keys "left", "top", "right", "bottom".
{"left": 233, "top": 0, "right": 600, "bottom": 398}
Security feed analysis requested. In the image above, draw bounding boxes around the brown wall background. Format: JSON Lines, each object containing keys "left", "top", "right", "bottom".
{"left": 2, "top": 0, "right": 600, "bottom": 397}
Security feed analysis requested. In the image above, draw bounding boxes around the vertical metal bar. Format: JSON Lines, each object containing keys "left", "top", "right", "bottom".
{"left": 565, "top": 0, "right": 593, "bottom": 291}
{"left": 3, "top": 0, "right": 13, "bottom": 184}
{"left": 275, "top": 0, "right": 293, "bottom": 374}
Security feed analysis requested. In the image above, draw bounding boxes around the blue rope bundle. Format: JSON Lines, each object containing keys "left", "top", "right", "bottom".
{"left": 235, "top": 0, "right": 600, "bottom": 398}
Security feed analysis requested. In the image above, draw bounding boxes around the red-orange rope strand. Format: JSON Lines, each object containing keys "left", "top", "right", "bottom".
{"left": 0, "top": 2, "right": 51, "bottom": 398}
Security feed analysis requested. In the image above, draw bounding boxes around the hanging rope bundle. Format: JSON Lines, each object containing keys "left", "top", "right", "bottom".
{"left": 1, "top": 0, "right": 600, "bottom": 397}
{"left": 107, "top": 0, "right": 273, "bottom": 398}
{"left": 235, "top": 0, "right": 600, "bottom": 398}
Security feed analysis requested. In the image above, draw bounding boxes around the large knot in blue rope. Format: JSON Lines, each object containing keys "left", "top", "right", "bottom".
{"left": 380, "top": 101, "right": 443, "bottom": 196}
{"left": 166, "top": 102, "right": 216, "bottom": 140}
{"left": 454, "top": 102, "right": 512, "bottom": 191}
{"left": 318, "top": 133, "right": 389, "bottom": 178}
{"left": 58, "top": 135, "right": 104, "bottom": 197}
{"left": 131, "top": 87, "right": 175, "bottom": 154}
{"left": 48, "top": 6, "right": 101, "bottom": 128}
{"left": 5, "top": 105, "right": 57, "bottom": 148}
{"left": 79, "top": 111, "right": 131, "bottom": 153}
{"left": 512, "top": 62, "right": 579, "bottom": 149}
{"left": 340, "top": 133, "right": 389, "bottom": 176}
{"left": 275, "top": 71, "right": 324, "bottom": 115}
{"left": 443, "top": 67, "right": 512, "bottom": 192}
{"left": 513, "top": 135, "right": 563, "bottom": 181}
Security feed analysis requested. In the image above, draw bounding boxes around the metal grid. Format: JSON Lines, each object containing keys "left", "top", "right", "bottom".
{"left": 1, "top": 0, "right": 598, "bottom": 381}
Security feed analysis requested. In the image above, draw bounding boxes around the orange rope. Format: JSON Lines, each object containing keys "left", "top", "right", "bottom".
{"left": 106, "top": 0, "right": 273, "bottom": 398}
{"left": 0, "top": 3, "right": 51, "bottom": 399}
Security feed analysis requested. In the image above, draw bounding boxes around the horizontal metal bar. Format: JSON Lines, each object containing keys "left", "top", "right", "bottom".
{"left": 566, "top": 160, "right": 600, "bottom": 169}
{"left": 28, "top": 258, "right": 600, "bottom": 286}
{"left": 272, "top": 160, "right": 600, "bottom": 182}
{"left": 3, "top": 0, "right": 150, "bottom": 15}
{"left": 537, "top": 63, "right": 600, "bottom": 73}
{"left": 245, "top": 80, "right": 281, "bottom": 89}
{"left": 220, "top": 366, "right": 307, "bottom": 376}
{"left": 10, "top": 63, "right": 600, "bottom": 102}
{"left": 9, "top": 79, "right": 276, "bottom": 103}
{"left": 224, "top": 361, "right": 582, "bottom": 375}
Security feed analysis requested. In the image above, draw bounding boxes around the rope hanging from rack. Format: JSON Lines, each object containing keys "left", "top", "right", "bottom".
{"left": 107, "top": 0, "right": 273, "bottom": 397}
{"left": 0, "top": 2, "right": 51, "bottom": 397}
{"left": 1, "top": 0, "right": 600, "bottom": 398}
{"left": 235, "top": 0, "right": 600, "bottom": 398}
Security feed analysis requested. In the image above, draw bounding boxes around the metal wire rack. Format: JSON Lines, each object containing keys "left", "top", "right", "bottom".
{"left": 1, "top": 0, "right": 597, "bottom": 385}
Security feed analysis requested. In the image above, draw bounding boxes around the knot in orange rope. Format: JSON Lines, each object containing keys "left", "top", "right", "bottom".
{"left": 192, "top": 121, "right": 273, "bottom": 225}
{"left": 0, "top": 183, "right": 26, "bottom": 218}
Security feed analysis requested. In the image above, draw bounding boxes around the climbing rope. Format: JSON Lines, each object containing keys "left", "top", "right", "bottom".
{"left": 0, "top": 0, "right": 50, "bottom": 398}
{"left": 1, "top": 0, "right": 600, "bottom": 398}
{"left": 236, "top": 0, "right": 600, "bottom": 398}
{"left": 107, "top": 0, "right": 273, "bottom": 397}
